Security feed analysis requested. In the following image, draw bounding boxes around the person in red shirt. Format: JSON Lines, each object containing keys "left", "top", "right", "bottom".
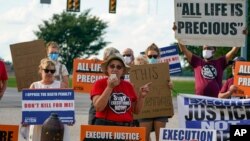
{"left": 0, "top": 60, "right": 8, "bottom": 100}
{"left": 90, "top": 53, "right": 151, "bottom": 126}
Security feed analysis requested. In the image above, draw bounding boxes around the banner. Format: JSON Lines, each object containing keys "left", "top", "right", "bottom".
{"left": 234, "top": 61, "right": 250, "bottom": 97}
{"left": 80, "top": 125, "right": 146, "bottom": 141}
{"left": 174, "top": 0, "right": 246, "bottom": 47}
{"left": 130, "top": 63, "right": 174, "bottom": 119}
{"left": 178, "top": 94, "right": 250, "bottom": 141}
{"left": 159, "top": 128, "right": 216, "bottom": 141}
{"left": 22, "top": 89, "right": 75, "bottom": 124}
{"left": 72, "top": 59, "right": 106, "bottom": 93}
{"left": 0, "top": 125, "right": 19, "bottom": 141}
{"left": 159, "top": 45, "right": 182, "bottom": 74}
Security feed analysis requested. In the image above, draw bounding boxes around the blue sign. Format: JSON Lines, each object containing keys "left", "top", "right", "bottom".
{"left": 160, "top": 45, "right": 182, "bottom": 74}
{"left": 22, "top": 89, "right": 75, "bottom": 125}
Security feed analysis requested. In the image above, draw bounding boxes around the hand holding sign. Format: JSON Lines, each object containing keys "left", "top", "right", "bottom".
{"left": 139, "top": 82, "right": 152, "bottom": 98}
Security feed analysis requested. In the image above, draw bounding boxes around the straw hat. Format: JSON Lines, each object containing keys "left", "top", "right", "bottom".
{"left": 101, "top": 53, "right": 130, "bottom": 75}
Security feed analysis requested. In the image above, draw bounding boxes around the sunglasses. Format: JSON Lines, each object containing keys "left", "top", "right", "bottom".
{"left": 43, "top": 69, "right": 56, "bottom": 74}
{"left": 123, "top": 54, "right": 131, "bottom": 57}
{"left": 147, "top": 55, "right": 158, "bottom": 59}
{"left": 109, "top": 64, "right": 123, "bottom": 70}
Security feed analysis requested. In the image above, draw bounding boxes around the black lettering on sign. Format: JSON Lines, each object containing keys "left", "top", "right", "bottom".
{"left": 0, "top": 130, "right": 14, "bottom": 141}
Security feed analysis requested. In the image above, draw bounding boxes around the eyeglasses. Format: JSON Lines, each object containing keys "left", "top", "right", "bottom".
{"left": 147, "top": 55, "right": 158, "bottom": 59}
{"left": 43, "top": 69, "right": 56, "bottom": 74}
{"left": 109, "top": 64, "right": 123, "bottom": 70}
{"left": 123, "top": 54, "right": 131, "bottom": 57}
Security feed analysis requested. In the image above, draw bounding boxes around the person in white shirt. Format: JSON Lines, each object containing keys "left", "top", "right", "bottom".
{"left": 46, "top": 41, "right": 69, "bottom": 88}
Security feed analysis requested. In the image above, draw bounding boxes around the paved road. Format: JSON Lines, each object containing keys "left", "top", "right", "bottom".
{"left": 0, "top": 87, "right": 179, "bottom": 141}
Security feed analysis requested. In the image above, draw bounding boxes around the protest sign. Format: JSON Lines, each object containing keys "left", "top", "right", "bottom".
{"left": 22, "top": 89, "right": 75, "bottom": 124}
{"left": 72, "top": 59, "right": 106, "bottom": 93}
{"left": 175, "top": 0, "right": 246, "bottom": 47}
{"left": 10, "top": 40, "right": 47, "bottom": 91}
{"left": 233, "top": 61, "right": 250, "bottom": 97}
{"left": 130, "top": 63, "right": 174, "bottom": 119}
{"left": 159, "top": 45, "right": 182, "bottom": 74}
{"left": 159, "top": 128, "right": 216, "bottom": 141}
{"left": 80, "top": 125, "right": 146, "bottom": 141}
{"left": 0, "top": 125, "right": 19, "bottom": 141}
{"left": 178, "top": 94, "right": 250, "bottom": 141}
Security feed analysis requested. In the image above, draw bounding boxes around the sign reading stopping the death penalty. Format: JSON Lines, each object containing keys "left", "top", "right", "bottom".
{"left": 174, "top": 0, "right": 246, "bottom": 47}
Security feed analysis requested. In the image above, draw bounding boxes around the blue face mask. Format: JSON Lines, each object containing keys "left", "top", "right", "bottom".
{"left": 48, "top": 53, "right": 59, "bottom": 61}
{"left": 148, "top": 58, "right": 158, "bottom": 64}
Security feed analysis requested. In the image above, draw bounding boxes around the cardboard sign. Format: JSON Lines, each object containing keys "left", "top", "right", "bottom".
{"left": 72, "top": 59, "right": 106, "bottom": 93}
{"left": 22, "top": 89, "right": 75, "bottom": 125}
{"left": 233, "top": 61, "right": 250, "bottom": 97}
{"left": 80, "top": 125, "right": 146, "bottom": 141}
{"left": 159, "top": 128, "right": 216, "bottom": 141}
{"left": 0, "top": 125, "right": 19, "bottom": 141}
{"left": 10, "top": 40, "right": 47, "bottom": 91}
{"left": 129, "top": 63, "right": 174, "bottom": 119}
{"left": 175, "top": 0, "right": 246, "bottom": 47}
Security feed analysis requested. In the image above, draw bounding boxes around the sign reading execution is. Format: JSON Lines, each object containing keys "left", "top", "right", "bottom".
{"left": 174, "top": 0, "right": 246, "bottom": 47}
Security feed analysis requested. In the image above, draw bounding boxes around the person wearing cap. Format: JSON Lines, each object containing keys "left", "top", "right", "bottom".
{"left": 122, "top": 48, "right": 134, "bottom": 66}
{"left": 0, "top": 59, "right": 8, "bottom": 100}
{"left": 90, "top": 53, "right": 151, "bottom": 126}
{"left": 88, "top": 47, "right": 120, "bottom": 125}
{"left": 218, "top": 56, "right": 246, "bottom": 99}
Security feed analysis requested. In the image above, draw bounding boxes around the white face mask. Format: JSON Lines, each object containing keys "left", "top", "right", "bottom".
{"left": 123, "top": 56, "right": 132, "bottom": 64}
{"left": 202, "top": 50, "right": 213, "bottom": 59}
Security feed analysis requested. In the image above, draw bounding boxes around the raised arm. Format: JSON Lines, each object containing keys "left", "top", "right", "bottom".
{"left": 178, "top": 42, "right": 193, "bottom": 63}
{"left": 225, "top": 47, "right": 240, "bottom": 64}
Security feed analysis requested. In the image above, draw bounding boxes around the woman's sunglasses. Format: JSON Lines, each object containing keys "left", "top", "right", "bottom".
{"left": 147, "top": 55, "right": 158, "bottom": 59}
{"left": 43, "top": 69, "right": 56, "bottom": 74}
{"left": 109, "top": 64, "right": 123, "bottom": 70}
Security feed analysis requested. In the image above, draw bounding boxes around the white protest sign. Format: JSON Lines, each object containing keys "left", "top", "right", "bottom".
{"left": 175, "top": 0, "right": 246, "bottom": 47}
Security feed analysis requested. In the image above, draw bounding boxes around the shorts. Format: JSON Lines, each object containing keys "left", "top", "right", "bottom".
{"left": 138, "top": 117, "right": 168, "bottom": 122}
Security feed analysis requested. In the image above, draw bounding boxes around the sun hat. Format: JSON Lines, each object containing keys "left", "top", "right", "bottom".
{"left": 101, "top": 53, "right": 130, "bottom": 75}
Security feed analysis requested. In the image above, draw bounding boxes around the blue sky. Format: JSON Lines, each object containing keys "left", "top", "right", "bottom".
{"left": 0, "top": 0, "right": 175, "bottom": 62}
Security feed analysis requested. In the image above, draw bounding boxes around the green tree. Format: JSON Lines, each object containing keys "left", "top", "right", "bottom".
{"left": 34, "top": 10, "right": 108, "bottom": 73}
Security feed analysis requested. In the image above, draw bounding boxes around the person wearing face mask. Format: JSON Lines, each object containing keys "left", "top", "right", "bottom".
{"left": 178, "top": 42, "right": 239, "bottom": 97}
{"left": 218, "top": 56, "right": 246, "bottom": 99}
{"left": 46, "top": 41, "right": 69, "bottom": 88}
{"left": 122, "top": 48, "right": 134, "bottom": 66}
{"left": 138, "top": 43, "right": 173, "bottom": 141}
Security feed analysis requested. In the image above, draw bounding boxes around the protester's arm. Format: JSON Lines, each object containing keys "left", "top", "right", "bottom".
{"left": 62, "top": 75, "right": 69, "bottom": 88}
{"left": 178, "top": 42, "right": 193, "bottom": 63}
{"left": 133, "top": 82, "right": 151, "bottom": 114}
{"left": 225, "top": 47, "right": 240, "bottom": 63}
{"left": 92, "top": 78, "right": 119, "bottom": 112}
{"left": 218, "top": 85, "right": 237, "bottom": 98}
{"left": 92, "top": 87, "right": 113, "bottom": 112}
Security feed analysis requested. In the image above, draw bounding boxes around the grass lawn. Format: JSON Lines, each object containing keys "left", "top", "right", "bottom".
{"left": 7, "top": 77, "right": 195, "bottom": 96}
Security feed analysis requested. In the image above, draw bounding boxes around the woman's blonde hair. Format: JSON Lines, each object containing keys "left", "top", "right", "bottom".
{"left": 38, "top": 58, "right": 56, "bottom": 73}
